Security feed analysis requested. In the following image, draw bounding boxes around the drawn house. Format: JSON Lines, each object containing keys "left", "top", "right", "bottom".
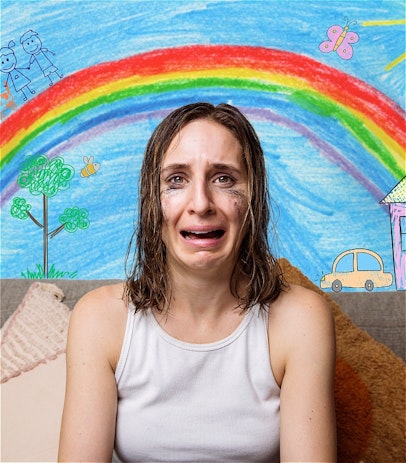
{"left": 380, "top": 177, "right": 406, "bottom": 290}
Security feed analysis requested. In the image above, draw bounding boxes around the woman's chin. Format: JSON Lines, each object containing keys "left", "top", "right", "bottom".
{"left": 172, "top": 252, "right": 234, "bottom": 275}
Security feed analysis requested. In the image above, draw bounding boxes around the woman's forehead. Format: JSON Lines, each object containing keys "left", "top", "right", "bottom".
{"left": 163, "top": 120, "right": 243, "bottom": 163}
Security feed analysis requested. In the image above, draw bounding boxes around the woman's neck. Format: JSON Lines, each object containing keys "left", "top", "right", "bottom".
{"left": 164, "top": 265, "right": 241, "bottom": 317}
{"left": 154, "top": 268, "right": 246, "bottom": 344}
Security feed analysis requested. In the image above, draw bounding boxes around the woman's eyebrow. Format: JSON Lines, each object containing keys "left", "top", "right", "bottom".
{"left": 211, "top": 163, "right": 242, "bottom": 172}
{"left": 161, "top": 163, "right": 190, "bottom": 175}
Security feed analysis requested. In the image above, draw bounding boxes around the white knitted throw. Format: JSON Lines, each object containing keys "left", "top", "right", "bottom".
{"left": 1, "top": 282, "right": 70, "bottom": 383}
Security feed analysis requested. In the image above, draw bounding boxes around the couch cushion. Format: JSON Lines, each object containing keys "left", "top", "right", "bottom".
{"left": 2, "top": 354, "right": 66, "bottom": 462}
{"left": 1, "top": 282, "right": 71, "bottom": 461}
{"left": 331, "top": 291, "right": 405, "bottom": 360}
{"left": 280, "top": 258, "right": 406, "bottom": 463}
{"left": 1, "top": 282, "right": 71, "bottom": 382}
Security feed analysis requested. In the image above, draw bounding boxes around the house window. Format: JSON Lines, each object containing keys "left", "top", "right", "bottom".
{"left": 400, "top": 216, "right": 406, "bottom": 252}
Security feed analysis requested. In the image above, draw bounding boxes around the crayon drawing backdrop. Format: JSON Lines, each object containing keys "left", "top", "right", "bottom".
{"left": 1, "top": 0, "right": 405, "bottom": 291}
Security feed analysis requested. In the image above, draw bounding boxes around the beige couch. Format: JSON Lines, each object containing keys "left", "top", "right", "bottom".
{"left": 1, "top": 276, "right": 405, "bottom": 463}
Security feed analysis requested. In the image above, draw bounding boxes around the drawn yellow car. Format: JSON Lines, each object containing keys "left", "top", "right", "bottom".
{"left": 320, "top": 248, "right": 393, "bottom": 292}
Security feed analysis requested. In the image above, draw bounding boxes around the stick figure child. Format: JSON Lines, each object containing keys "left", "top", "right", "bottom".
{"left": 0, "top": 41, "right": 35, "bottom": 101}
{"left": 20, "top": 30, "right": 63, "bottom": 86}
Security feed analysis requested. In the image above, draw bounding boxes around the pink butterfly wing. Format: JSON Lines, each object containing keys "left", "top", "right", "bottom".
{"left": 319, "top": 25, "right": 343, "bottom": 53}
{"left": 336, "top": 32, "right": 359, "bottom": 60}
{"left": 345, "top": 31, "right": 359, "bottom": 44}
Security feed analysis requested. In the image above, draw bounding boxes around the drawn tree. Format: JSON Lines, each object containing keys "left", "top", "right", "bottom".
{"left": 10, "top": 154, "right": 90, "bottom": 278}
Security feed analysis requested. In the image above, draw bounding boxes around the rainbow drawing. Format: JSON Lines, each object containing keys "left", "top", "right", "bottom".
{"left": 1, "top": 45, "right": 405, "bottom": 209}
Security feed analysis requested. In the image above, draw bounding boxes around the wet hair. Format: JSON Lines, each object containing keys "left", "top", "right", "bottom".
{"left": 125, "top": 102, "right": 286, "bottom": 313}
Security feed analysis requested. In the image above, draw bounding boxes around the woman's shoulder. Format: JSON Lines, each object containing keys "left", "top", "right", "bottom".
{"left": 268, "top": 284, "right": 335, "bottom": 385}
{"left": 272, "top": 283, "right": 331, "bottom": 319}
{"left": 274, "top": 283, "right": 334, "bottom": 340}
{"left": 73, "top": 282, "right": 127, "bottom": 316}
{"left": 68, "top": 283, "right": 128, "bottom": 367}
{"left": 70, "top": 282, "right": 128, "bottom": 338}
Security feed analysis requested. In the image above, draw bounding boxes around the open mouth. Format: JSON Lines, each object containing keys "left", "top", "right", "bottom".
{"left": 181, "top": 230, "right": 225, "bottom": 240}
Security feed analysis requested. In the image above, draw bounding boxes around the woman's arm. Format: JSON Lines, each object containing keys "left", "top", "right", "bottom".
{"left": 58, "top": 285, "right": 126, "bottom": 462}
{"left": 275, "top": 285, "right": 337, "bottom": 462}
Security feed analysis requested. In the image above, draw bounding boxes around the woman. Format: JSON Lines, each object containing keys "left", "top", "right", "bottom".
{"left": 59, "top": 102, "right": 336, "bottom": 462}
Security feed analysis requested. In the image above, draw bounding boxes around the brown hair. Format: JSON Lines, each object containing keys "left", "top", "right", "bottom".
{"left": 125, "top": 102, "right": 285, "bottom": 312}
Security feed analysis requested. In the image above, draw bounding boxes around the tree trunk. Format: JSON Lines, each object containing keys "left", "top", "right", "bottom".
{"left": 43, "top": 194, "right": 49, "bottom": 278}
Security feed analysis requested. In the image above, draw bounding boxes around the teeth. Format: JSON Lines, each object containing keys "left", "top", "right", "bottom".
{"left": 182, "top": 230, "right": 224, "bottom": 239}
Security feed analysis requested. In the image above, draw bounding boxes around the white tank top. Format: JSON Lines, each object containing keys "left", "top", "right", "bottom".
{"left": 114, "top": 304, "right": 280, "bottom": 463}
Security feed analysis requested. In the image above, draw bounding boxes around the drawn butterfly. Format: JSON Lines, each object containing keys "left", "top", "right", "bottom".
{"left": 319, "top": 17, "right": 359, "bottom": 60}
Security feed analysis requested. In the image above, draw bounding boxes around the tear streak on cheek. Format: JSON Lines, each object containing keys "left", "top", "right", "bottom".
{"left": 228, "top": 189, "right": 248, "bottom": 217}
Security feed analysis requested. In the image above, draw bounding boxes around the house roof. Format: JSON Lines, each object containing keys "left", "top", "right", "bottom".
{"left": 380, "top": 176, "right": 406, "bottom": 204}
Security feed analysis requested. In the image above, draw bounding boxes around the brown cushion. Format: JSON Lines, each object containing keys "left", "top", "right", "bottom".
{"left": 279, "top": 258, "right": 406, "bottom": 463}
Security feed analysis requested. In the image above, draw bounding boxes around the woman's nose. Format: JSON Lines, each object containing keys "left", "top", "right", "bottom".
{"left": 188, "top": 180, "right": 214, "bottom": 215}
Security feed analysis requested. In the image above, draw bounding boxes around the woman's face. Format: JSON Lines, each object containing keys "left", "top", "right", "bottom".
{"left": 160, "top": 119, "right": 248, "bottom": 277}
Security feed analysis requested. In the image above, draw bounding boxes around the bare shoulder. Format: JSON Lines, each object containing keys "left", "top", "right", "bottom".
{"left": 273, "top": 283, "right": 335, "bottom": 344}
{"left": 72, "top": 282, "right": 127, "bottom": 319}
{"left": 67, "top": 282, "right": 128, "bottom": 370}
{"left": 271, "top": 283, "right": 332, "bottom": 323}
{"left": 268, "top": 284, "right": 335, "bottom": 385}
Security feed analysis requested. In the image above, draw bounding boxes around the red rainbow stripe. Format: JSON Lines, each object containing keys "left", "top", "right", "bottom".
{"left": 1, "top": 45, "right": 405, "bottom": 150}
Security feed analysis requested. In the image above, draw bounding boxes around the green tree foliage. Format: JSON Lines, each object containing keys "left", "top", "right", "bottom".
{"left": 10, "top": 197, "right": 32, "bottom": 220}
{"left": 17, "top": 155, "right": 75, "bottom": 197}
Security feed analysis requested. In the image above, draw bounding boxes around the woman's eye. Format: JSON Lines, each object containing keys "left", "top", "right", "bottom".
{"left": 215, "top": 175, "right": 234, "bottom": 184}
{"left": 168, "top": 175, "right": 184, "bottom": 185}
